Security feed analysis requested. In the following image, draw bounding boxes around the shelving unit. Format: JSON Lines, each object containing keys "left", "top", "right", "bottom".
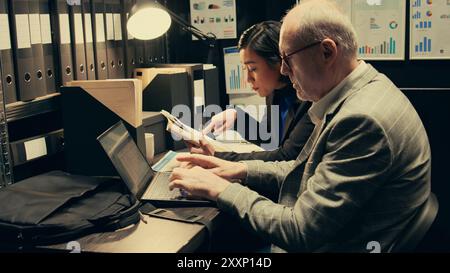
{"left": 0, "top": 78, "right": 13, "bottom": 188}
{"left": 0, "top": 83, "right": 62, "bottom": 187}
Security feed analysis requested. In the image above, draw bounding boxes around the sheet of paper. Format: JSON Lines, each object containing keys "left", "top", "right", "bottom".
{"left": 190, "top": 0, "right": 237, "bottom": 39}
{"left": 214, "top": 130, "right": 246, "bottom": 142}
{"left": 352, "top": 0, "right": 406, "bottom": 60}
{"left": 223, "top": 46, "right": 253, "bottom": 94}
{"left": 410, "top": 0, "right": 450, "bottom": 59}
{"left": 25, "top": 137, "right": 47, "bottom": 161}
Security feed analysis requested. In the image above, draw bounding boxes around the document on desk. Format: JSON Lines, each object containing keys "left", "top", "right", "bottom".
{"left": 214, "top": 130, "right": 265, "bottom": 153}
{"left": 218, "top": 141, "right": 265, "bottom": 153}
{"left": 161, "top": 110, "right": 228, "bottom": 152}
{"left": 160, "top": 110, "right": 265, "bottom": 154}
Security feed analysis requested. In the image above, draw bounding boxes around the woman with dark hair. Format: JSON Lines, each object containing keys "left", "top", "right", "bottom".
{"left": 193, "top": 21, "right": 314, "bottom": 162}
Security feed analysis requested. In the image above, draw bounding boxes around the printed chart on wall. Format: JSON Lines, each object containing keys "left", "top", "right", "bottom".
{"left": 190, "top": 0, "right": 237, "bottom": 39}
{"left": 352, "top": 0, "right": 406, "bottom": 60}
{"left": 223, "top": 46, "right": 253, "bottom": 94}
{"left": 333, "top": 0, "right": 352, "bottom": 20}
{"left": 410, "top": 0, "right": 450, "bottom": 59}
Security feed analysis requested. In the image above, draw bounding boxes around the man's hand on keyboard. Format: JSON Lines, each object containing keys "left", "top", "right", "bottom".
{"left": 169, "top": 154, "right": 248, "bottom": 201}
{"left": 169, "top": 166, "right": 230, "bottom": 201}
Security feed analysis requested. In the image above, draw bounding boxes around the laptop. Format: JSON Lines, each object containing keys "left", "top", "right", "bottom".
{"left": 97, "top": 121, "right": 214, "bottom": 207}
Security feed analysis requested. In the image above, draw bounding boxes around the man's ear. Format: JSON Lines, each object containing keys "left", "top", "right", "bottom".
{"left": 321, "top": 39, "right": 337, "bottom": 62}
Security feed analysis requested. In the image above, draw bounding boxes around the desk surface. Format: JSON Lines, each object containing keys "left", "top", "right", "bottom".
{"left": 46, "top": 151, "right": 222, "bottom": 253}
{"left": 49, "top": 207, "right": 220, "bottom": 253}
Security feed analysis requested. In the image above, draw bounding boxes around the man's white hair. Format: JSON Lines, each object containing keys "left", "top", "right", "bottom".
{"left": 286, "top": 0, "right": 358, "bottom": 59}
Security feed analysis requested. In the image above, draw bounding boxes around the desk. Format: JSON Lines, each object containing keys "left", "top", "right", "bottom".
{"left": 43, "top": 150, "right": 223, "bottom": 253}
{"left": 48, "top": 207, "right": 221, "bottom": 253}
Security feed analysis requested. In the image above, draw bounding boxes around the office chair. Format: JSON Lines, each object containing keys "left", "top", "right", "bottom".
{"left": 388, "top": 192, "right": 439, "bottom": 252}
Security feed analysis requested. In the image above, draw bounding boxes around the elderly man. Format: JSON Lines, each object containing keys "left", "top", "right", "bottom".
{"left": 169, "top": 0, "right": 431, "bottom": 252}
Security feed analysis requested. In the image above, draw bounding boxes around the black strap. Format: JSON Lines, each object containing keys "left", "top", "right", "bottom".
{"left": 139, "top": 203, "right": 213, "bottom": 251}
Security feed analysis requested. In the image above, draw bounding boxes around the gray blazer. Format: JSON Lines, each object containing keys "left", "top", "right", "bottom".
{"left": 216, "top": 63, "right": 431, "bottom": 252}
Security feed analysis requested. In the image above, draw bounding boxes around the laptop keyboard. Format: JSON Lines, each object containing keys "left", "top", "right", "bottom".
{"left": 143, "top": 172, "right": 184, "bottom": 200}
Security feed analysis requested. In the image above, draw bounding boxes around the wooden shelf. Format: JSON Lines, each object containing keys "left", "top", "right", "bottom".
{"left": 5, "top": 93, "right": 61, "bottom": 122}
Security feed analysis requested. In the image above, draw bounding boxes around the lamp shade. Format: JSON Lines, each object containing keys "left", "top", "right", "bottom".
{"left": 127, "top": 2, "right": 172, "bottom": 40}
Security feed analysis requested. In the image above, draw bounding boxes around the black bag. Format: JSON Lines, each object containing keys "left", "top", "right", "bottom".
{"left": 0, "top": 170, "right": 140, "bottom": 249}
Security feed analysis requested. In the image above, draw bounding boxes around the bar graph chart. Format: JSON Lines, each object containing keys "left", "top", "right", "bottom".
{"left": 415, "top": 37, "right": 432, "bottom": 53}
{"left": 358, "top": 37, "right": 397, "bottom": 55}
{"left": 415, "top": 21, "right": 432, "bottom": 28}
{"left": 228, "top": 64, "right": 247, "bottom": 91}
{"left": 412, "top": 11, "right": 421, "bottom": 19}
{"left": 412, "top": 0, "right": 422, "bottom": 8}
{"left": 224, "top": 46, "right": 253, "bottom": 94}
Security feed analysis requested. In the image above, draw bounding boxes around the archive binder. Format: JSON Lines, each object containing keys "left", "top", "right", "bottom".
{"left": 39, "top": 0, "right": 57, "bottom": 94}
{"left": 144, "top": 40, "right": 152, "bottom": 65}
{"left": 91, "top": 0, "right": 108, "bottom": 80}
{"left": 0, "top": 0, "right": 17, "bottom": 104}
{"left": 69, "top": 2, "right": 87, "bottom": 80}
{"left": 29, "top": 0, "right": 47, "bottom": 98}
{"left": 82, "top": 0, "right": 96, "bottom": 80}
{"left": 10, "top": 0, "right": 36, "bottom": 101}
{"left": 104, "top": 0, "right": 117, "bottom": 78}
{"left": 135, "top": 37, "right": 145, "bottom": 66}
{"left": 112, "top": 0, "right": 125, "bottom": 78}
{"left": 123, "top": 0, "right": 135, "bottom": 78}
{"left": 51, "top": 0, "right": 74, "bottom": 86}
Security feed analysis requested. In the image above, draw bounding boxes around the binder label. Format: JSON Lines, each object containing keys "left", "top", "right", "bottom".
{"left": 84, "top": 14, "right": 93, "bottom": 43}
{"left": 59, "top": 14, "right": 71, "bottom": 45}
{"left": 15, "top": 14, "right": 31, "bottom": 49}
{"left": 67, "top": 0, "right": 81, "bottom": 5}
{"left": 74, "top": 13, "right": 84, "bottom": 44}
{"left": 24, "top": 137, "right": 47, "bottom": 161}
{"left": 40, "top": 14, "right": 52, "bottom": 44}
{"left": 0, "top": 14, "right": 12, "bottom": 50}
{"left": 95, "top": 13, "right": 106, "bottom": 42}
{"left": 113, "top": 13, "right": 122, "bottom": 41}
{"left": 106, "top": 13, "right": 114, "bottom": 41}
{"left": 29, "top": 14, "right": 42, "bottom": 45}
{"left": 126, "top": 12, "right": 134, "bottom": 40}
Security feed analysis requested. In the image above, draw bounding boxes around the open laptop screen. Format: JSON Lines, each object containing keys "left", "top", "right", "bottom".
{"left": 98, "top": 122, "right": 153, "bottom": 198}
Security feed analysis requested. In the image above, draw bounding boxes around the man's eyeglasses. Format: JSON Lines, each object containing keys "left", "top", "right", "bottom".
{"left": 280, "top": 41, "right": 322, "bottom": 70}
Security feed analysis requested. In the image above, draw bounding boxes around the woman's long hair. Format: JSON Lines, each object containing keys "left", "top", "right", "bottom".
{"left": 238, "top": 21, "right": 290, "bottom": 84}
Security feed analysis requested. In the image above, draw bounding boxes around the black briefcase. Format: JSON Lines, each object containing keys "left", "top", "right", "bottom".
{"left": 0, "top": 170, "right": 140, "bottom": 250}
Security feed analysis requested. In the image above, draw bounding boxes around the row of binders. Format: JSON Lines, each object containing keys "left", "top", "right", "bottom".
{"left": 0, "top": 0, "right": 167, "bottom": 105}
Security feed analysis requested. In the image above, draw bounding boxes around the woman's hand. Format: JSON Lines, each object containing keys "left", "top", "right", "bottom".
{"left": 187, "top": 137, "right": 215, "bottom": 156}
{"left": 202, "top": 109, "right": 237, "bottom": 135}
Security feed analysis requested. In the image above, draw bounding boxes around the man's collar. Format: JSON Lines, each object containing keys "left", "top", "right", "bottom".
{"left": 308, "top": 61, "right": 377, "bottom": 125}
